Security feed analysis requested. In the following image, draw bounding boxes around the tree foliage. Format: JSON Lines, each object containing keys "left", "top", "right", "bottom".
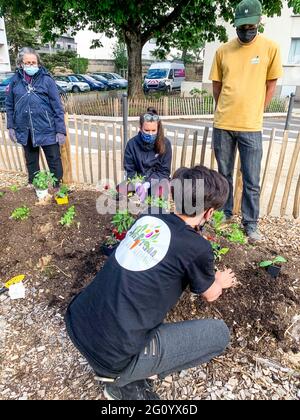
{"left": 1, "top": 1, "right": 299, "bottom": 95}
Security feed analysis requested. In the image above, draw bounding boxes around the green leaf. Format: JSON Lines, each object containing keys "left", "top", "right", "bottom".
{"left": 259, "top": 260, "right": 273, "bottom": 268}
{"left": 273, "top": 256, "right": 287, "bottom": 264}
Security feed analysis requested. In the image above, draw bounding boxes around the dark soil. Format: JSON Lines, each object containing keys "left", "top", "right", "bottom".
{"left": 0, "top": 187, "right": 299, "bottom": 360}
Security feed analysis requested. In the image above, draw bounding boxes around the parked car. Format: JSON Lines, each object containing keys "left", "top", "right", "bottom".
{"left": 71, "top": 74, "right": 106, "bottom": 91}
{"left": 0, "top": 76, "right": 13, "bottom": 111}
{"left": 55, "top": 80, "right": 70, "bottom": 92}
{"left": 53, "top": 75, "right": 90, "bottom": 93}
{"left": 143, "top": 61, "right": 185, "bottom": 93}
{"left": 95, "top": 72, "right": 128, "bottom": 89}
{"left": 89, "top": 73, "right": 118, "bottom": 90}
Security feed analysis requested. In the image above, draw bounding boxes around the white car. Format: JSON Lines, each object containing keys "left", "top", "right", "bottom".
{"left": 54, "top": 75, "right": 90, "bottom": 93}
{"left": 55, "top": 80, "right": 70, "bottom": 92}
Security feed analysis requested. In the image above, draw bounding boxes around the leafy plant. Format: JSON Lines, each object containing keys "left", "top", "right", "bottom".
{"left": 11, "top": 206, "right": 30, "bottom": 220}
{"left": 111, "top": 210, "right": 135, "bottom": 234}
{"left": 190, "top": 88, "right": 208, "bottom": 97}
{"left": 33, "top": 171, "right": 57, "bottom": 190}
{"left": 211, "top": 242, "right": 229, "bottom": 262}
{"left": 127, "top": 175, "right": 145, "bottom": 186}
{"left": 227, "top": 223, "right": 246, "bottom": 245}
{"left": 212, "top": 210, "right": 225, "bottom": 234}
{"left": 0, "top": 192, "right": 5, "bottom": 198}
{"left": 55, "top": 184, "right": 68, "bottom": 198}
{"left": 146, "top": 196, "right": 169, "bottom": 210}
{"left": 10, "top": 185, "right": 19, "bottom": 192}
{"left": 60, "top": 205, "right": 76, "bottom": 227}
{"left": 259, "top": 256, "right": 287, "bottom": 268}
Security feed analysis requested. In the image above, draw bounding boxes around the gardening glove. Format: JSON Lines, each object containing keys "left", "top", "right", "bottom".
{"left": 56, "top": 133, "right": 66, "bottom": 146}
{"left": 9, "top": 128, "right": 17, "bottom": 143}
{"left": 135, "top": 182, "right": 150, "bottom": 202}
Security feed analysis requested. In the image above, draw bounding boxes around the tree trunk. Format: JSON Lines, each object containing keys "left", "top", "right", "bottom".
{"left": 125, "top": 31, "right": 144, "bottom": 98}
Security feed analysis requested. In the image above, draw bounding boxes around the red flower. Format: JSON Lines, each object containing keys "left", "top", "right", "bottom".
{"left": 112, "top": 229, "right": 126, "bottom": 240}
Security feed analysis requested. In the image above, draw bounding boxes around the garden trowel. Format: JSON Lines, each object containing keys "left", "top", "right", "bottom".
{"left": 0, "top": 275, "right": 25, "bottom": 295}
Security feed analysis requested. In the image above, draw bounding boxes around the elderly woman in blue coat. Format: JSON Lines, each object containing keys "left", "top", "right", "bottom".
{"left": 6, "top": 47, "right": 66, "bottom": 187}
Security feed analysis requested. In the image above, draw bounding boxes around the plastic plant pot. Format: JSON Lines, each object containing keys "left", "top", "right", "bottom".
{"left": 101, "top": 243, "right": 119, "bottom": 257}
{"left": 35, "top": 189, "right": 49, "bottom": 200}
{"left": 266, "top": 265, "right": 281, "bottom": 279}
{"left": 55, "top": 196, "right": 69, "bottom": 205}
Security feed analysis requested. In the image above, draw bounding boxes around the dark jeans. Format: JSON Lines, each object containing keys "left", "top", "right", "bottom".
{"left": 23, "top": 134, "right": 63, "bottom": 187}
{"left": 213, "top": 128, "right": 263, "bottom": 230}
{"left": 78, "top": 319, "right": 230, "bottom": 388}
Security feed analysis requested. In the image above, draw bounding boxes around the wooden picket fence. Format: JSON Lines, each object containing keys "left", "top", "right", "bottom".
{"left": 0, "top": 113, "right": 299, "bottom": 218}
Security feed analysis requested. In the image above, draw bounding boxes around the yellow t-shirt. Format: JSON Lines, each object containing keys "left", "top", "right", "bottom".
{"left": 209, "top": 35, "right": 283, "bottom": 131}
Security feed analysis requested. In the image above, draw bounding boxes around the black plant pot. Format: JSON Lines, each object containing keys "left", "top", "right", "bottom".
{"left": 101, "top": 243, "right": 119, "bottom": 257}
{"left": 266, "top": 265, "right": 281, "bottom": 279}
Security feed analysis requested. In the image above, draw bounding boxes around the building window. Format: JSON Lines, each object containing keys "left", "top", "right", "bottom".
{"left": 288, "top": 38, "right": 300, "bottom": 64}
{"left": 68, "top": 45, "right": 72, "bottom": 50}
{"left": 56, "top": 44, "right": 61, "bottom": 49}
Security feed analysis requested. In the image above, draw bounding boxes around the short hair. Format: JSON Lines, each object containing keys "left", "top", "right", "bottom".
{"left": 171, "top": 165, "right": 229, "bottom": 216}
{"left": 16, "top": 47, "right": 41, "bottom": 67}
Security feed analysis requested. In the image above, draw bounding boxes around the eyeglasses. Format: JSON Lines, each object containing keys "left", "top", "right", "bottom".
{"left": 143, "top": 113, "right": 159, "bottom": 122}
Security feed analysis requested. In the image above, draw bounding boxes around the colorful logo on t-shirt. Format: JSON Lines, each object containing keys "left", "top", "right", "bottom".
{"left": 115, "top": 216, "right": 171, "bottom": 271}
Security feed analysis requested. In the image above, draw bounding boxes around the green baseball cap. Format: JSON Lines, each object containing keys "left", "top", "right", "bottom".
{"left": 234, "top": 0, "right": 262, "bottom": 27}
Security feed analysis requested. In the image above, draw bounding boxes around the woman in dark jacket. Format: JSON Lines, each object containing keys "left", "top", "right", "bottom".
{"left": 6, "top": 47, "right": 66, "bottom": 187}
{"left": 121, "top": 109, "right": 172, "bottom": 201}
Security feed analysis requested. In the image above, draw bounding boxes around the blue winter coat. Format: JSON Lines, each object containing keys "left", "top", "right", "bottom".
{"left": 6, "top": 67, "right": 66, "bottom": 147}
{"left": 124, "top": 133, "right": 172, "bottom": 182}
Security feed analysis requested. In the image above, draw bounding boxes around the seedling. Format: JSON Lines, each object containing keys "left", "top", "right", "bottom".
{"left": 127, "top": 174, "right": 145, "bottom": 186}
{"left": 259, "top": 256, "right": 287, "bottom": 268}
{"left": 259, "top": 256, "right": 287, "bottom": 279}
{"left": 60, "top": 205, "right": 76, "bottom": 227}
{"left": 55, "top": 184, "right": 68, "bottom": 198}
{"left": 10, "top": 185, "right": 19, "bottom": 192}
{"left": 111, "top": 210, "right": 135, "bottom": 234}
{"left": 11, "top": 206, "right": 30, "bottom": 220}
{"left": 146, "top": 196, "right": 169, "bottom": 210}
{"left": 101, "top": 235, "right": 120, "bottom": 256}
{"left": 32, "top": 171, "right": 57, "bottom": 191}
{"left": 212, "top": 210, "right": 225, "bottom": 234}
{"left": 227, "top": 224, "right": 246, "bottom": 245}
{"left": 0, "top": 192, "right": 5, "bottom": 198}
{"left": 211, "top": 242, "right": 230, "bottom": 261}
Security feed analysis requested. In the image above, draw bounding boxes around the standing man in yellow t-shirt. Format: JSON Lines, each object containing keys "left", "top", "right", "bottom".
{"left": 209, "top": 0, "right": 283, "bottom": 241}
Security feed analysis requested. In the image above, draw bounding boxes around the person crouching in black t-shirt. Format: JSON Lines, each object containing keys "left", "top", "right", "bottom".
{"left": 65, "top": 165, "right": 236, "bottom": 400}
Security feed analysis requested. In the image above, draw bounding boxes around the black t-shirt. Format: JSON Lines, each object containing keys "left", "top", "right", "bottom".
{"left": 65, "top": 213, "right": 215, "bottom": 373}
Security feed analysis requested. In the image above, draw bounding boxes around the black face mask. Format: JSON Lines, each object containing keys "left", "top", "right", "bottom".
{"left": 237, "top": 27, "right": 258, "bottom": 43}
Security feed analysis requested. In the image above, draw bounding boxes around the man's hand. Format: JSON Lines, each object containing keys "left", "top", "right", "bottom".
{"left": 56, "top": 133, "right": 66, "bottom": 146}
{"left": 215, "top": 269, "right": 236, "bottom": 289}
{"left": 9, "top": 128, "right": 17, "bottom": 143}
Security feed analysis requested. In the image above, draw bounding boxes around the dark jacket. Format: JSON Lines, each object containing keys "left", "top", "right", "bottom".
{"left": 6, "top": 67, "right": 66, "bottom": 147}
{"left": 124, "top": 133, "right": 172, "bottom": 182}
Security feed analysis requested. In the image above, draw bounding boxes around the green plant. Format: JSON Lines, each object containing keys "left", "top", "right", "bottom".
{"left": 111, "top": 210, "right": 135, "bottom": 234}
{"left": 227, "top": 223, "right": 246, "bottom": 245}
{"left": 104, "top": 235, "right": 119, "bottom": 247}
{"left": 189, "top": 88, "right": 209, "bottom": 97}
{"left": 10, "top": 185, "right": 19, "bottom": 192}
{"left": 259, "top": 256, "right": 287, "bottom": 268}
{"left": 212, "top": 210, "right": 225, "bottom": 234}
{"left": 146, "top": 196, "right": 169, "bottom": 210}
{"left": 127, "top": 175, "right": 145, "bottom": 186}
{"left": 211, "top": 242, "right": 230, "bottom": 261}
{"left": 33, "top": 171, "right": 57, "bottom": 190}
{"left": 60, "top": 205, "right": 76, "bottom": 227}
{"left": 0, "top": 192, "right": 5, "bottom": 198}
{"left": 11, "top": 206, "right": 30, "bottom": 220}
{"left": 55, "top": 184, "right": 68, "bottom": 198}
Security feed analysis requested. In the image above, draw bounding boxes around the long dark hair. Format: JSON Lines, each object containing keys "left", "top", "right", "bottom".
{"left": 139, "top": 108, "right": 165, "bottom": 155}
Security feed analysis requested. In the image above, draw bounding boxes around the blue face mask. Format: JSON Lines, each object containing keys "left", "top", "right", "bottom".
{"left": 24, "top": 66, "right": 39, "bottom": 76}
{"left": 141, "top": 132, "right": 157, "bottom": 144}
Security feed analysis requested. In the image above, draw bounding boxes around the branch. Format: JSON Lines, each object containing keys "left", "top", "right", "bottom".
{"left": 141, "top": 0, "right": 191, "bottom": 44}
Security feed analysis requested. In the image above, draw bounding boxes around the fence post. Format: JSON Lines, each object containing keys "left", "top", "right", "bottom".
{"left": 122, "top": 93, "right": 128, "bottom": 153}
{"left": 61, "top": 113, "right": 73, "bottom": 183}
{"left": 163, "top": 96, "right": 169, "bottom": 116}
{"left": 285, "top": 93, "right": 295, "bottom": 131}
{"left": 113, "top": 97, "right": 119, "bottom": 117}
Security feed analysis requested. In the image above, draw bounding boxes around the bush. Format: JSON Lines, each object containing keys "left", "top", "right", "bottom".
{"left": 266, "top": 97, "right": 288, "bottom": 113}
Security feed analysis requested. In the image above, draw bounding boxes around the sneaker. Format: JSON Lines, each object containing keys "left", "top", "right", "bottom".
{"left": 104, "top": 380, "right": 160, "bottom": 400}
{"left": 245, "top": 228, "right": 262, "bottom": 242}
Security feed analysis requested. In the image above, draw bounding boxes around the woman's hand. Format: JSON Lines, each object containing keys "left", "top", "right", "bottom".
{"left": 56, "top": 133, "right": 66, "bottom": 146}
